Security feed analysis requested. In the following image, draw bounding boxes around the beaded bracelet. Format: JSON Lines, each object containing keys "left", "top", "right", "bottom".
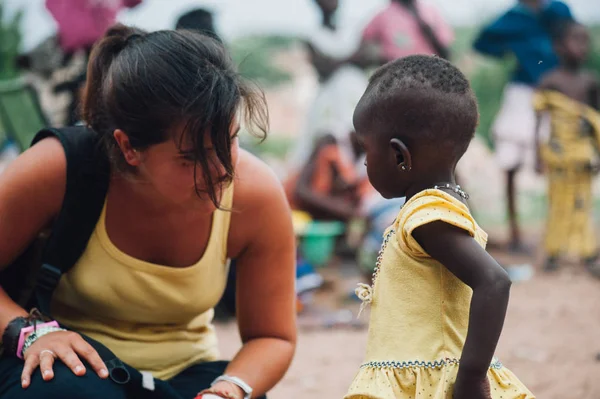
{"left": 20, "top": 325, "right": 66, "bottom": 359}
{"left": 1, "top": 309, "right": 50, "bottom": 358}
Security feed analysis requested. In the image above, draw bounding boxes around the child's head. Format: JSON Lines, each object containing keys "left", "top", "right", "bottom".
{"left": 353, "top": 55, "right": 478, "bottom": 199}
{"left": 176, "top": 9, "right": 219, "bottom": 41}
{"left": 552, "top": 20, "right": 590, "bottom": 66}
{"left": 314, "top": 0, "right": 339, "bottom": 16}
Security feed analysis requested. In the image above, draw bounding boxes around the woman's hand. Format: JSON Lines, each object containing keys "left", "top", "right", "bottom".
{"left": 453, "top": 373, "right": 492, "bottom": 399}
{"left": 21, "top": 331, "right": 108, "bottom": 388}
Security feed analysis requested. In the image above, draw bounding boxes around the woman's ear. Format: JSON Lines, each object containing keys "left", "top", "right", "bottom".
{"left": 390, "top": 138, "right": 412, "bottom": 171}
{"left": 113, "top": 129, "right": 141, "bottom": 166}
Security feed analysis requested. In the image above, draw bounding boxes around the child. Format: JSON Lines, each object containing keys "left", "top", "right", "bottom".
{"left": 346, "top": 55, "right": 534, "bottom": 399}
{"left": 534, "top": 21, "right": 600, "bottom": 275}
{"left": 473, "top": 0, "right": 573, "bottom": 253}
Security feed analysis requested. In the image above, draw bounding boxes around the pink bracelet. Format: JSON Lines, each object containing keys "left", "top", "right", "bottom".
{"left": 16, "top": 321, "right": 59, "bottom": 359}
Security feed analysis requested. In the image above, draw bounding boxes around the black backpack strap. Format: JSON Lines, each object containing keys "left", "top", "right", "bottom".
{"left": 30, "top": 126, "right": 110, "bottom": 315}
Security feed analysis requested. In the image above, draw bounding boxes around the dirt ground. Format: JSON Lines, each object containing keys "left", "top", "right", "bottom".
{"left": 215, "top": 241, "right": 600, "bottom": 399}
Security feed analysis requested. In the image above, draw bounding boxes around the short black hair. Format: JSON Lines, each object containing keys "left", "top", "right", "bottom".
{"left": 357, "top": 55, "right": 478, "bottom": 158}
{"left": 175, "top": 9, "right": 221, "bottom": 42}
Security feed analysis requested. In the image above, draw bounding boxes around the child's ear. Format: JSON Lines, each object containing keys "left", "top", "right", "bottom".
{"left": 390, "top": 138, "right": 412, "bottom": 172}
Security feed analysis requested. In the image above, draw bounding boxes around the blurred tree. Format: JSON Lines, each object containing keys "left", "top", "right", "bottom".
{"left": 0, "top": 0, "right": 22, "bottom": 80}
{"left": 230, "top": 35, "right": 294, "bottom": 88}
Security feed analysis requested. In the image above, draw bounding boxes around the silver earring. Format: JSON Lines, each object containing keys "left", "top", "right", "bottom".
{"left": 400, "top": 163, "right": 410, "bottom": 171}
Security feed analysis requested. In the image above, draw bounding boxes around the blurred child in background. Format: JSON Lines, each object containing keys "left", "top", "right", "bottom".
{"left": 473, "top": 0, "right": 573, "bottom": 253}
{"left": 534, "top": 20, "right": 600, "bottom": 276}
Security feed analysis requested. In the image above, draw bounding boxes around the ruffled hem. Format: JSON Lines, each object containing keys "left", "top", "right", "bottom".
{"left": 344, "top": 360, "right": 535, "bottom": 399}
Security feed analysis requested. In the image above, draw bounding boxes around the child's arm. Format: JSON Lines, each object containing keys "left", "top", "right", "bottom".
{"left": 533, "top": 74, "right": 554, "bottom": 174}
{"left": 534, "top": 109, "right": 544, "bottom": 174}
{"left": 587, "top": 74, "right": 599, "bottom": 111}
{"left": 412, "top": 221, "right": 510, "bottom": 399}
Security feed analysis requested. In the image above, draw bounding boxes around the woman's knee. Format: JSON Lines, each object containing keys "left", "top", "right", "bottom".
{"left": 0, "top": 361, "right": 127, "bottom": 399}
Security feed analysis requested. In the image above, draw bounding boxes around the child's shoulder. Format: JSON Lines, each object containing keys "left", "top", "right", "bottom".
{"left": 397, "top": 189, "right": 475, "bottom": 232}
{"left": 394, "top": 189, "right": 486, "bottom": 258}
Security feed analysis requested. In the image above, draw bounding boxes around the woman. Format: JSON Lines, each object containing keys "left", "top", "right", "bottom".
{"left": 0, "top": 25, "right": 296, "bottom": 399}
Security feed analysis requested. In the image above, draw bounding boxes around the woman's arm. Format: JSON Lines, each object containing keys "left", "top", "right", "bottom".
{"left": 223, "top": 152, "right": 297, "bottom": 397}
{"left": 413, "top": 221, "right": 511, "bottom": 399}
{"left": 0, "top": 138, "right": 66, "bottom": 329}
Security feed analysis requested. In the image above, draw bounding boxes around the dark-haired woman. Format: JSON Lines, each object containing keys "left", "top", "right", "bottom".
{"left": 0, "top": 25, "right": 295, "bottom": 399}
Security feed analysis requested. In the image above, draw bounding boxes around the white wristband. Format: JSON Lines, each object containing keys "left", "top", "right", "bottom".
{"left": 211, "top": 375, "right": 253, "bottom": 399}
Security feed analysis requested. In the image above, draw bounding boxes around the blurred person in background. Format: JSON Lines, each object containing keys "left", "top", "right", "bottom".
{"left": 285, "top": 0, "right": 369, "bottom": 224}
{"left": 473, "top": 0, "right": 573, "bottom": 253}
{"left": 45, "top": 0, "right": 143, "bottom": 125}
{"left": 361, "top": 0, "right": 454, "bottom": 63}
{"left": 534, "top": 20, "right": 600, "bottom": 275}
{"left": 175, "top": 8, "right": 221, "bottom": 42}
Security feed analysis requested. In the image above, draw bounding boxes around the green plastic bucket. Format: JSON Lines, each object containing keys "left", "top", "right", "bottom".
{"left": 300, "top": 221, "right": 345, "bottom": 267}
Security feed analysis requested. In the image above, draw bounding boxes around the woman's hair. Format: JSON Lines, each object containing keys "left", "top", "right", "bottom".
{"left": 81, "top": 24, "right": 268, "bottom": 206}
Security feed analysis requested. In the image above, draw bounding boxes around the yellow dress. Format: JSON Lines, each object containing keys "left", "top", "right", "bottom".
{"left": 346, "top": 190, "right": 534, "bottom": 399}
{"left": 533, "top": 90, "right": 600, "bottom": 258}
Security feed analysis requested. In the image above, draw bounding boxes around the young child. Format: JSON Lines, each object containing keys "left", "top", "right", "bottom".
{"left": 534, "top": 21, "right": 600, "bottom": 275}
{"left": 346, "top": 55, "right": 534, "bottom": 399}
{"left": 473, "top": 0, "right": 573, "bottom": 253}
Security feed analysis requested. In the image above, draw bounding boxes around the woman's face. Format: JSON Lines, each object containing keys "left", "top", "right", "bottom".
{"left": 120, "top": 122, "right": 240, "bottom": 211}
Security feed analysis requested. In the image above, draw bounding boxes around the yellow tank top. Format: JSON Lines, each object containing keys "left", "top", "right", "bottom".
{"left": 51, "top": 184, "right": 234, "bottom": 380}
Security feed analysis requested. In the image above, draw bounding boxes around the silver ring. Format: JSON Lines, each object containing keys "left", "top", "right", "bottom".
{"left": 39, "top": 349, "right": 56, "bottom": 359}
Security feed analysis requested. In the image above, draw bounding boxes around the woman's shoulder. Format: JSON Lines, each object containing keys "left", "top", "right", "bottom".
{"left": 1, "top": 137, "right": 67, "bottom": 203}
{"left": 228, "top": 149, "right": 294, "bottom": 256}
{"left": 0, "top": 137, "right": 66, "bottom": 265}
{"left": 234, "top": 149, "right": 285, "bottom": 202}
